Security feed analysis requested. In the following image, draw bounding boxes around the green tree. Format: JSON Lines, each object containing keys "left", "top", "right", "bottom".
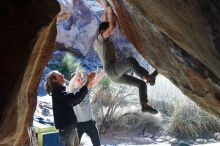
{"left": 99, "top": 74, "right": 111, "bottom": 89}
{"left": 50, "top": 52, "right": 79, "bottom": 80}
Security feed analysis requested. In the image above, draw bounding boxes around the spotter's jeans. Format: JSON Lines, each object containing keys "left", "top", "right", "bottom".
{"left": 59, "top": 124, "right": 79, "bottom": 146}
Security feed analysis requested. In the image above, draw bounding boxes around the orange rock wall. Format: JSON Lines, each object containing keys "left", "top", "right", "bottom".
{"left": 110, "top": 0, "right": 220, "bottom": 116}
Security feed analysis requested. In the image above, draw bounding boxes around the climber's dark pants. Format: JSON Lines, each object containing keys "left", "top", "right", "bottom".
{"left": 105, "top": 57, "right": 149, "bottom": 103}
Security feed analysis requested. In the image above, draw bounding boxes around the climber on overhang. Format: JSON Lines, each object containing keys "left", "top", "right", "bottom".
{"left": 94, "top": 0, "right": 159, "bottom": 114}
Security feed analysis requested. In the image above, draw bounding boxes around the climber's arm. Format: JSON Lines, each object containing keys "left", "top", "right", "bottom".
{"left": 102, "top": 6, "right": 117, "bottom": 39}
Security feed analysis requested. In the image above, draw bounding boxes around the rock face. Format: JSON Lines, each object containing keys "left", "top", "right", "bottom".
{"left": 109, "top": 0, "right": 220, "bottom": 116}
{"left": 55, "top": 0, "right": 150, "bottom": 69}
{"left": 55, "top": 0, "right": 220, "bottom": 117}
{"left": 38, "top": 0, "right": 152, "bottom": 96}
{"left": 0, "top": 0, "right": 220, "bottom": 145}
{"left": 0, "top": 0, "right": 59, "bottom": 145}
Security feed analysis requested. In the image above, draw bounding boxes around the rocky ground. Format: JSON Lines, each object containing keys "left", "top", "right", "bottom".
{"left": 35, "top": 91, "right": 220, "bottom": 146}
{"left": 80, "top": 131, "right": 220, "bottom": 146}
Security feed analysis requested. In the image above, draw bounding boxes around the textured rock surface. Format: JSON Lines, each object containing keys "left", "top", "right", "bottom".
{"left": 56, "top": 0, "right": 150, "bottom": 69}
{"left": 38, "top": 0, "right": 152, "bottom": 96}
{"left": 0, "top": 0, "right": 59, "bottom": 145}
{"left": 1, "top": 0, "right": 220, "bottom": 145}
{"left": 55, "top": 0, "right": 220, "bottom": 117}
{"left": 109, "top": 0, "right": 220, "bottom": 116}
